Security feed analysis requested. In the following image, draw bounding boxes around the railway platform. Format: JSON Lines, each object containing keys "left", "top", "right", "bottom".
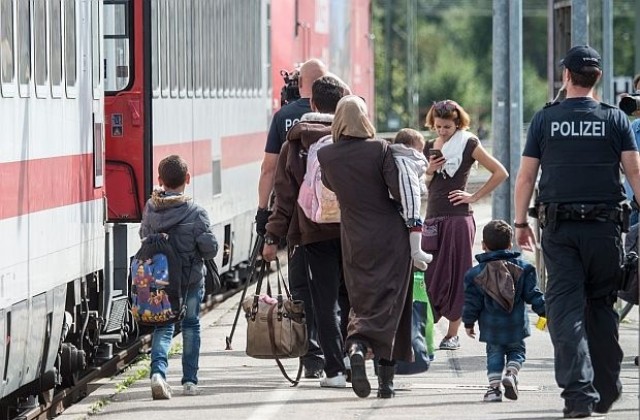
{"left": 58, "top": 198, "right": 639, "bottom": 420}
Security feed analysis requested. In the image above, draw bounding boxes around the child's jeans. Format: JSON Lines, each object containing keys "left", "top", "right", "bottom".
{"left": 151, "top": 286, "right": 204, "bottom": 384}
{"left": 486, "top": 340, "right": 526, "bottom": 384}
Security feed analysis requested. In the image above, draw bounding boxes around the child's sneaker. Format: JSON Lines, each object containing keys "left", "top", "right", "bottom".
{"left": 183, "top": 382, "right": 199, "bottom": 396}
{"left": 439, "top": 335, "right": 460, "bottom": 350}
{"left": 483, "top": 386, "right": 502, "bottom": 402}
{"left": 502, "top": 372, "right": 519, "bottom": 400}
{"left": 150, "top": 373, "right": 172, "bottom": 400}
{"left": 320, "top": 373, "right": 347, "bottom": 388}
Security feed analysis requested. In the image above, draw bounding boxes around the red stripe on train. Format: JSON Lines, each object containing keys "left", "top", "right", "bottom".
{"left": 220, "top": 132, "right": 265, "bottom": 169}
{"left": 0, "top": 154, "right": 103, "bottom": 220}
{"left": 1, "top": 133, "right": 265, "bottom": 220}
{"left": 153, "top": 139, "right": 212, "bottom": 177}
{"left": 152, "top": 132, "right": 264, "bottom": 175}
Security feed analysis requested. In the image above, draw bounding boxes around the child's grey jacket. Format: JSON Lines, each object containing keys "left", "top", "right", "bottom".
{"left": 139, "top": 190, "right": 218, "bottom": 290}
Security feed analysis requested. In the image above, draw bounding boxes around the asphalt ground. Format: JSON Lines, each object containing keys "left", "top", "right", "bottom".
{"left": 59, "top": 196, "right": 639, "bottom": 420}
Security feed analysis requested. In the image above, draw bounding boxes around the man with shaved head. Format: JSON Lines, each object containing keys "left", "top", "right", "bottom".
{"left": 255, "top": 58, "right": 328, "bottom": 378}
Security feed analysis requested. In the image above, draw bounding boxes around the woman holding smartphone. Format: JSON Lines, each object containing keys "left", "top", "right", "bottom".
{"left": 422, "top": 100, "right": 508, "bottom": 350}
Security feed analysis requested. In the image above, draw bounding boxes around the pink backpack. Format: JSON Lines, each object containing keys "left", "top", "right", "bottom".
{"left": 297, "top": 135, "right": 340, "bottom": 223}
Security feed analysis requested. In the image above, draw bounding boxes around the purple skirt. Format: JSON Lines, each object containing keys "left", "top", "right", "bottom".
{"left": 424, "top": 215, "right": 476, "bottom": 322}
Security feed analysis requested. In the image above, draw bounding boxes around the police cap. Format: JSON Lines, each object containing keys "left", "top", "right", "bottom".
{"left": 560, "top": 45, "right": 602, "bottom": 72}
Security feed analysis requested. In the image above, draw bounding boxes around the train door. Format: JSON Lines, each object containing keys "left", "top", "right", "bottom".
{"left": 104, "top": 0, "right": 149, "bottom": 223}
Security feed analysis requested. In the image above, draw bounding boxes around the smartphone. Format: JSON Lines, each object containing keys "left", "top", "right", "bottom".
{"left": 429, "top": 149, "right": 443, "bottom": 159}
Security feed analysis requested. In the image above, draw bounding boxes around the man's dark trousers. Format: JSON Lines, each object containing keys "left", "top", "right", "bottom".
{"left": 288, "top": 245, "right": 324, "bottom": 372}
{"left": 542, "top": 220, "right": 623, "bottom": 412}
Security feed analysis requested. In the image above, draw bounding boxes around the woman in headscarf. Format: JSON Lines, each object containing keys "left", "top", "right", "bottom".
{"left": 317, "top": 95, "right": 413, "bottom": 399}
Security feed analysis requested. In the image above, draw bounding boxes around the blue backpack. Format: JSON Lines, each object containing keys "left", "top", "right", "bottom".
{"left": 130, "top": 233, "right": 186, "bottom": 326}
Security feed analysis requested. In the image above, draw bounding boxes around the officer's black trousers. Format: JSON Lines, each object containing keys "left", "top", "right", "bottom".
{"left": 288, "top": 245, "right": 323, "bottom": 369}
{"left": 304, "top": 238, "right": 349, "bottom": 378}
{"left": 542, "top": 220, "right": 623, "bottom": 412}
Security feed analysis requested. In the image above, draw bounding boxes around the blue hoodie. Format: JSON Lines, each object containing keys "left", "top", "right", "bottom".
{"left": 462, "top": 250, "right": 545, "bottom": 345}
{"left": 139, "top": 190, "right": 218, "bottom": 290}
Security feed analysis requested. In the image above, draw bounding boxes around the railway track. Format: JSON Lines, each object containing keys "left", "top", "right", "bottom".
{"left": 13, "top": 286, "right": 247, "bottom": 420}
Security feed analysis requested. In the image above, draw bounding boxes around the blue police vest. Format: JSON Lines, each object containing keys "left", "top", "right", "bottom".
{"left": 537, "top": 102, "right": 625, "bottom": 204}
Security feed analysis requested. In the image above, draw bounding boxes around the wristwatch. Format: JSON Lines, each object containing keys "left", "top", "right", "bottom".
{"left": 264, "top": 235, "right": 278, "bottom": 245}
{"left": 514, "top": 221, "right": 530, "bottom": 229}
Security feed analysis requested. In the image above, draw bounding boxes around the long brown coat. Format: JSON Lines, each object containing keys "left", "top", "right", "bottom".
{"left": 318, "top": 136, "right": 413, "bottom": 362}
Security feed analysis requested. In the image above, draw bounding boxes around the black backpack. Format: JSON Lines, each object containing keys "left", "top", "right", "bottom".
{"left": 130, "top": 233, "right": 186, "bottom": 326}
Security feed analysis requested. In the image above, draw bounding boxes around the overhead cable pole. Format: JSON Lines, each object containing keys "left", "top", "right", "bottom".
{"left": 407, "top": 0, "right": 418, "bottom": 128}
{"left": 636, "top": 0, "right": 640, "bottom": 75}
{"left": 492, "top": 0, "right": 510, "bottom": 222}
{"left": 602, "top": 0, "right": 613, "bottom": 105}
{"left": 508, "top": 0, "right": 523, "bottom": 223}
{"left": 571, "top": 0, "right": 589, "bottom": 46}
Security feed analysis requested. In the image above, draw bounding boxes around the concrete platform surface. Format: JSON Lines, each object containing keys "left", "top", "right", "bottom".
{"left": 58, "top": 198, "right": 639, "bottom": 420}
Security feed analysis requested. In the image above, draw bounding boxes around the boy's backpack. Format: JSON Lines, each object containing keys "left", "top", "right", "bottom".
{"left": 130, "top": 233, "right": 186, "bottom": 326}
{"left": 297, "top": 135, "right": 340, "bottom": 223}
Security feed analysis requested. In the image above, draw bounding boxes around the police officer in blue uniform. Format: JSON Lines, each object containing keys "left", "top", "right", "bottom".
{"left": 514, "top": 45, "right": 640, "bottom": 418}
{"left": 255, "top": 59, "right": 328, "bottom": 378}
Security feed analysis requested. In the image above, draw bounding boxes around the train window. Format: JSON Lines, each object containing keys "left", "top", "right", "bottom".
{"left": 168, "top": 0, "right": 176, "bottom": 98}
{"left": 50, "top": 0, "right": 62, "bottom": 97}
{"left": 93, "top": 115, "right": 104, "bottom": 187}
{"left": 34, "top": 0, "right": 47, "bottom": 97}
{"left": 211, "top": 1, "right": 219, "bottom": 97}
{"left": 91, "top": 0, "right": 101, "bottom": 98}
{"left": 220, "top": 1, "right": 228, "bottom": 97}
{"left": 104, "top": 0, "right": 131, "bottom": 94}
{"left": 192, "top": 0, "right": 201, "bottom": 97}
{"left": 212, "top": 159, "right": 221, "bottom": 196}
{"left": 251, "top": 0, "right": 262, "bottom": 96}
{"left": 64, "top": 0, "right": 77, "bottom": 97}
{"left": 266, "top": 1, "right": 271, "bottom": 98}
{"left": 150, "top": 0, "right": 158, "bottom": 97}
{"left": 159, "top": 0, "right": 168, "bottom": 98}
{"left": 233, "top": 2, "right": 240, "bottom": 96}
{"left": 16, "top": 0, "right": 30, "bottom": 97}
{"left": 0, "top": 0, "right": 15, "bottom": 96}
{"left": 185, "top": 0, "right": 192, "bottom": 97}
{"left": 202, "top": 0, "right": 211, "bottom": 98}
{"left": 177, "top": 0, "right": 185, "bottom": 98}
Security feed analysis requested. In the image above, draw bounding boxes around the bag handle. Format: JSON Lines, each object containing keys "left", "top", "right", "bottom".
{"left": 274, "top": 258, "right": 292, "bottom": 299}
{"left": 249, "top": 261, "right": 271, "bottom": 320}
{"left": 267, "top": 304, "right": 303, "bottom": 386}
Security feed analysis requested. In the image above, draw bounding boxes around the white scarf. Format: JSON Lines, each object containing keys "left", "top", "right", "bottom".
{"left": 440, "top": 130, "right": 475, "bottom": 178}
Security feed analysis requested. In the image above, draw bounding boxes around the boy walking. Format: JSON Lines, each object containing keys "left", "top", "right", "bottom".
{"left": 462, "top": 220, "right": 545, "bottom": 402}
{"left": 139, "top": 155, "right": 218, "bottom": 399}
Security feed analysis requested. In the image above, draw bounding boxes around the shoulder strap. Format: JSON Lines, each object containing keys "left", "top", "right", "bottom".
{"left": 267, "top": 304, "right": 303, "bottom": 386}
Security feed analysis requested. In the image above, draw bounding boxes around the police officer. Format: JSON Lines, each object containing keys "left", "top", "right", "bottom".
{"left": 255, "top": 58, "right": 328, "bottom": 378}
{"left": 514, "top": 45, "right": 640, "bottom": 418}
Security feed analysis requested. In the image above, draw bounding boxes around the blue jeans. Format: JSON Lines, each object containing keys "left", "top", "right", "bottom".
{"left": 151, "top": 286, "right": 204, "bottom": 384}
{"left": 486, "top": 340, "right": 526, "bottom": 384}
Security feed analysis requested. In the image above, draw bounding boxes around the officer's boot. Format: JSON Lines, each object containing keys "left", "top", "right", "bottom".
{"left": 376, "top": 364, "right": 395, "bottom": 398}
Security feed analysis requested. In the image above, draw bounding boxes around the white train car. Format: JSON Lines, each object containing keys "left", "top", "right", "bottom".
{"left": 0, "top": 0, "right": 105, "bottom": 405}
{"left": 0, "top": 0, "right": 373, "bottom": 416}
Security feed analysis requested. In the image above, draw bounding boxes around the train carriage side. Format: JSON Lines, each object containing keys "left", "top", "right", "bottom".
{"left": 0, "top": 0, "right": 374, "bottom": 414}
{"left": 0, "top": 0, "right": 105, "bottom": 407}
{"left": 269, "top": 0, "right": 374, "bottom": 112}
{"left": 103, "top": 0, "right": 267, "bottom": 304}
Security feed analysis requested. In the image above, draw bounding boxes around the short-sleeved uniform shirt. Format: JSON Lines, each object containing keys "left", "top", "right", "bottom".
{"left": 264, "top": 98, "right": 311, "bottom": 154}
{"left": 523, "top": 97, "right": 636, "bottom": 204}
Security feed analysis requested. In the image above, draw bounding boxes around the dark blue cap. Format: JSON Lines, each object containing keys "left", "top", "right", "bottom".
{"left": 560, "top": 45, "right": 602, "bottom": 72}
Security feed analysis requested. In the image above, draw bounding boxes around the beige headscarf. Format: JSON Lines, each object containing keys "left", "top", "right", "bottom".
{"left": 331, "top": 95, "right": 376, "bottom": 140}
